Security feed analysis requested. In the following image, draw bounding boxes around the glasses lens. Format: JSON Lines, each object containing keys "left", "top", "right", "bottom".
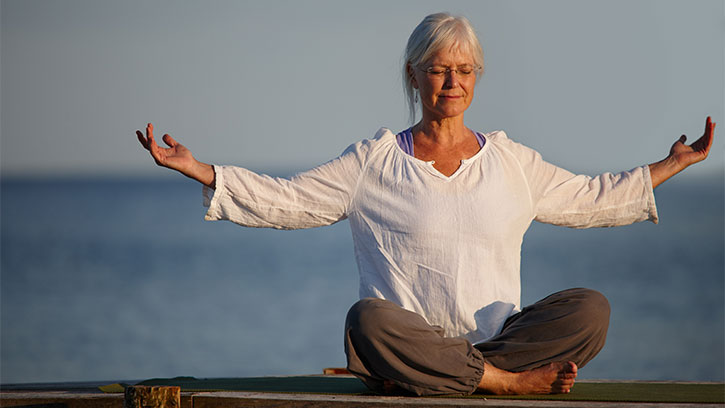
{"left": 422, "top": 65, "right": 477, "bottom": 76}
{"left": 426, "top": 67, "right": 447, "bottom": 75}
{"left": 457, "top": 65, "right": 474, "bottom": 75}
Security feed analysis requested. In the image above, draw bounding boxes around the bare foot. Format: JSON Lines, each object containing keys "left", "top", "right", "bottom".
{"left": 382, "top": 380, "right": 397, "bottom": 394}
{"left": 382, "top": 379, "right": 406, "bottom": 395}
{"left": 477, "top": 361, "right": 578, "bottom": 395}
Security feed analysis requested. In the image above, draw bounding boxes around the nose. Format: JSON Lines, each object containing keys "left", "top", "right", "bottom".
{"left": 444, "top": 71, "right": 460, "bottom": 88}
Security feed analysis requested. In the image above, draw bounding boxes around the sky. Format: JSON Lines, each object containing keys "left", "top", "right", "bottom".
{"left": 1, "top": 0, "right": 723, "bottom": 178}
{"left": 1, "top": 0, "right": 723, "bottom": 385}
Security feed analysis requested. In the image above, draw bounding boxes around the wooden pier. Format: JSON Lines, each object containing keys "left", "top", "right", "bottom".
{"left": 2, "top": 376, "right": 723, "bottom": 407}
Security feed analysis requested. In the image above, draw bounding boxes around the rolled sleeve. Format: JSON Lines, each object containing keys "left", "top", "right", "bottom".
{"left": 202, "top": 165, "right": 221, "bottom": 210}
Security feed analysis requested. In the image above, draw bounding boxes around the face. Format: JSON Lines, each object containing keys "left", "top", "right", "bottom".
{"left": 409, "top": 48, "right": 478, "bottom": 122}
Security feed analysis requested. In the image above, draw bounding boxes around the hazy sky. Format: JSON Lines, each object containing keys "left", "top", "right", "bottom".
{"left": 2, "top": 0, "right": 723, "bottom": 178}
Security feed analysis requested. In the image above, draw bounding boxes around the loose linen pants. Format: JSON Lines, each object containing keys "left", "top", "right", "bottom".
{"left": 344, "top": 288, "right": 610, "bottom": 396}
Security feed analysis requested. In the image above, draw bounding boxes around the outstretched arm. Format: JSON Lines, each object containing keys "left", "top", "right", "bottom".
{"left": 136, "top": 123, "right": 216, "bottom": 188}
{"left": 649, "top": 117, "right": 716, "bottom": 188}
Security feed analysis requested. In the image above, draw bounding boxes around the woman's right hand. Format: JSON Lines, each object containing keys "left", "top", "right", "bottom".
{"left": 136, "top": 123, "right": 215, "bottom": 187}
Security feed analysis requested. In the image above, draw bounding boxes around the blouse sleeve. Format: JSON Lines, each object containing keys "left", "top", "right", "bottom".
{"left": 498, "top": 133, "right": 659, "bottom": 229}
{"left": 202, "top": 138, "right": 371, "bottom": 230}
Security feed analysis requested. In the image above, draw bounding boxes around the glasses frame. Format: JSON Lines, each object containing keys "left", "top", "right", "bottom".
{"left": 417, "top": 64, "right": 482, "bottom": 77}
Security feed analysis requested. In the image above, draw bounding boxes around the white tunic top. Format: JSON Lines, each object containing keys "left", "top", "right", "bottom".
{"left": 203, "top": 128, "right": 658, "bottom": 344}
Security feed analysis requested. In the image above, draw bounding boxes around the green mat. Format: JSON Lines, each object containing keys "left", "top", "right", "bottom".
{"left": 484, "top": 382, "right": 725, "bottom": 404}
{"left": 101, "top": 376, "right": 725, "bottom": 404}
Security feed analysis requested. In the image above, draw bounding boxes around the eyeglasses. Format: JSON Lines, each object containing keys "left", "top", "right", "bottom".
{"left": 418, "top": 64, "right": 480, "bottom": 77}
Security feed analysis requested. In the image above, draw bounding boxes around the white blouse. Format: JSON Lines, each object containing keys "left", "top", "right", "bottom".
{"left": 203, "top": 128, "right": 658, "bottom": 344}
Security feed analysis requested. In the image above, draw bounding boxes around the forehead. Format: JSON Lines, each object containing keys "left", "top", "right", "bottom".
{"left": 424, "top": 47, "right": 474, "bottom": 66}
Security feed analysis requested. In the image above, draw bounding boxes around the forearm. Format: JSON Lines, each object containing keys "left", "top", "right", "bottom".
{"left": 648, "top": 157, "right": 684, "bottom": 189}
{"left": 185, "top": 160, "right": 216, "bottom": 189}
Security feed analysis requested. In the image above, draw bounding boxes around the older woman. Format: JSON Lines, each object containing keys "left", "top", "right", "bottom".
{"left": 137, "top": 13, "right": 714, "bottom": 396}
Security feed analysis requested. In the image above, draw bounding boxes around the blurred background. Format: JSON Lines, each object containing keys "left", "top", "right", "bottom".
{"left": 2, "top": 0, "right": 723, "bottom": 384}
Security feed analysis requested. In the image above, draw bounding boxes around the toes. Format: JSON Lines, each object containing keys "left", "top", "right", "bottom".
{"left": 382, "top": 380, "right": 401, "bottom": 395}
{"left": 551, "top": 361, "right": 577, "bottom": 394}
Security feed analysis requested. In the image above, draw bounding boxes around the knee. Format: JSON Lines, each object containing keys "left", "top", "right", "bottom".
{"left": 570, "top": 288, "right": 610, "bottom": 333}
{"left": 345, "top": 298, "right": 396, "bottom": 340}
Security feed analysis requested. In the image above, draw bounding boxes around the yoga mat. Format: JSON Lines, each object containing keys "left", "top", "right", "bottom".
{"left": 482, "top": 382, "right": 725, "bottom": 404}
{"left": 101, "top": 376, "right": 725, "bottom": 404}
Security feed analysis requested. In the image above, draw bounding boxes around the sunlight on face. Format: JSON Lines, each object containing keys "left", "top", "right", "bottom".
{"left": 411, "top": 48, "right": 479, "bottom": 122}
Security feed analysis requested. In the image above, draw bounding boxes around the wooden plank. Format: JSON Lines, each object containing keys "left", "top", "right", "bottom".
{"left": 0, "top": 391, "right": 194, "bottom": 408}
{"left": 190, "top": 391, "right": 725, "bottom": 407}
{"left": 0, "top": 392, "right": 123, "bottom": 408}
{"left": 2, "top": 379, "right": 723, "bottom": 407}
{"left": 3, "top": 390, "right": 724, "bottom": 408}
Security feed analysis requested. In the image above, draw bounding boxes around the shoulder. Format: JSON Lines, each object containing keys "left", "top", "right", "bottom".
{"left": 374, "top": 127, "right": 397, "bottom": 141}
{"left": 480, "top": 130, "right": 546, "bottom": 172}
{"left": 330, "top": 127, "right": 397, "bottom": 170}
{"left": 484, "top": 130, "right": 524, "bottom": 148}
{"left": 341, "top": 128, "right": 396, "bottom": 155}
{"left": 483, "top": 130, "right": 521, "bottom": 155}
{"left": 482, "top": 129, "right": 508, "bottom": 142}
{"left": 484, "top": 130, "right": 538, "bottom": 155}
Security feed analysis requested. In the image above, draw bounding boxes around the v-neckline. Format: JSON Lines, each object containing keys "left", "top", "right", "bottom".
{"left": 393, "top": 129, "right": 489, "bottom": 181}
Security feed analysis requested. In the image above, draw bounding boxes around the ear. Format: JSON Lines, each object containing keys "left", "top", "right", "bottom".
{"left": 406, "top": 63, "right": 419, "bottom": 89}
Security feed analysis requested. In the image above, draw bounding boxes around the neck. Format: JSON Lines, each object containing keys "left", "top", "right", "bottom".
{"left": 412, "top": 114, "right": 468, "bottom": 146}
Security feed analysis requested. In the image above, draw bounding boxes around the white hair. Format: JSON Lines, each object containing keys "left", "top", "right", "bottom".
{"left": 402, "top": 13, "right": 484, "bottom": 124}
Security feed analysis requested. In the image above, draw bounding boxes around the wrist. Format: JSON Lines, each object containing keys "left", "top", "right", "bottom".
{"left": 187, "top": 160, "right": 216, "bottom": 188}
{"left": 649, "top": 156, "right": 684, "bottom": 188}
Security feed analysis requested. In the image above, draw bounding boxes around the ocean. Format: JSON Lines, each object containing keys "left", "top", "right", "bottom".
{"left": 1, "top": 174, "right": 723, "bottom": 384}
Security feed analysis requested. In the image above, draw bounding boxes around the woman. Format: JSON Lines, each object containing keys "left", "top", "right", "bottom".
{"left": 137, "top": 13, "right": 714, "bottom": 396}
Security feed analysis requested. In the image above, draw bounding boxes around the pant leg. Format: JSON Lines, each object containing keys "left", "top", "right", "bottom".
{"left": 344, "top": 298, "right": 484, "bottom": 396}
{"left": 475, "top": 288, "right": 610, "bottom": 372}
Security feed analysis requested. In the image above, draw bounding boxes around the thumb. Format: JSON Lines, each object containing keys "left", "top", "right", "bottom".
{"left": 162, "top": 134, "right": 179, "bottom": 147}
{"left": 677, "top": 135, "right": 687, "bottom": 144}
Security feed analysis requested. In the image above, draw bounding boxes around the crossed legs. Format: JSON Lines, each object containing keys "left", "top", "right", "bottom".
{"left": 344, "top": 288, "right": 610, "bottom": 396}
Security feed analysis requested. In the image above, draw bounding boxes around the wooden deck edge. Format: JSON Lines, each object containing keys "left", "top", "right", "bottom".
{"left": 2, "top": 390, "right": 724, "bottom": 408}
{"left": 191, "top": 391, "right": 725, "bottom": 407}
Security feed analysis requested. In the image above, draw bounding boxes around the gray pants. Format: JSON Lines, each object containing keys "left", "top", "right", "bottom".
{"left": 344, "top": 288, "right": 610, "bottom": 396}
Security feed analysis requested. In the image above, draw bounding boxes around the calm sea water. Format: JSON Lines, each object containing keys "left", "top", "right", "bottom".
{"left": 1, "top": 174, "right": 723, "bottom": 384}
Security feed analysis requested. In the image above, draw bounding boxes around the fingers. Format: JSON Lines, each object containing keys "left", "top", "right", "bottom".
{"left": 136, "top": 130, "right": 148, "bottom": 149}
{"left": 703, "top": 116, "right": 715, "bottom": 149}
{"left": 135, "top": 123, "right": 166, "bottom": 165}
{"left": 704, "top": 125, "right": 714, "bottom": 152}
{"left": 146, "top": 123, "right": 155, "bottom": 144}
{"left": 135, "top": 123, "right": 155, "bottom": 148}
{"left": 693, "top": 117, "right": 715, "bottom": 156}
{"left": 135, "top": 123, "right": 178, "bottom": 148}
{"left": 702, "top": 115, "right": 715, "bottom": 141}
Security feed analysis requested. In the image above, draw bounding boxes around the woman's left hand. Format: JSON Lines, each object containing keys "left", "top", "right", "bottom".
{"left": 650, "top": 116, "right": 715, "bottom": 188}
{"left": 668, "top": 116, "right": 715, "bottom": 169}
